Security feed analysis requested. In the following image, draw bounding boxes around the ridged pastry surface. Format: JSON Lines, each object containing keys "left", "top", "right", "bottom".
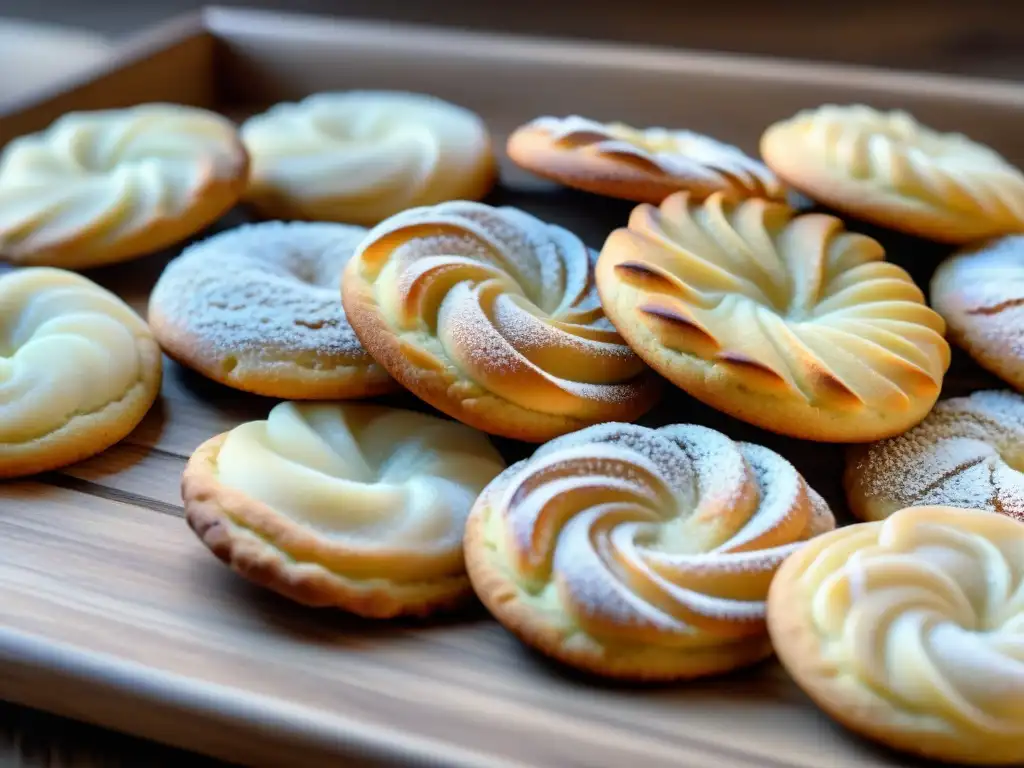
{"left": 508, "top": 115, "right": 782, "bottom": 203}
{"left": 465, "top": 422, "right": 835, "bottom": 679}
{"left": 241, "top": 91, "right": 495, "bottom": 226}
{"left": 596, "top": 191, "right": 950, "bottom": 441}
{"left": 761, "top": 104, "right": 1024, "bottom": 243}
{"left": 846, "top": 390, "right": 1024, "bottom": 523}
{"left": 182, "top": 401, "right": 506, "bottom": 617}
{"left": 0, "top": 104, "right": 248, "bottom": 268}
{"left": 342, "top": 201, "right": 660, "bottom": 441}
{"left": 768, "top": 505, "right": 1024, "bottom": 765}
{"left": 0, "top": 267, "right": 161, "bottom": 476}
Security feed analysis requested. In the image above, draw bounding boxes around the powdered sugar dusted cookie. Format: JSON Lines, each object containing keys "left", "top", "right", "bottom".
{"left": 507, "top": 115, "right": 783, "bottom": 203}
{"left": 845, "top": 390, "right": 1024, "bottom": 523}
{"left": 149, "top": 221, "right": 394, "bottom": 399}
{"left": 464, "top": 421, "right": 835, "bottom": 680}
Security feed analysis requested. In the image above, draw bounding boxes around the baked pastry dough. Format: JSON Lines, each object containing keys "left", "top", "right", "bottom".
{"left": 464, "top": 422, "right": 835, "bottom": 680}
{"left": 932, "top": 235, "right": 1024, "bottom": 389}
{"left": 0, "top": 267, "right": 161, "bottom": 477}
{"left": 148, "top": 221, "right": 395, "bottom": 400}
{"left": 846, "top": 390, "right": 1024, "bottom": 523}
{"left": 0, "top": 104, "right": 248, "bottom": 269}
{"left": 241, "top": 91, "right": 496, "bottom": 226}
{"left": 343, "top": 201, "right": 661, "bottom": 442}
{"left": 508, "top": 115, "right": 783, "bottom": 204}
{"left": 182, "top": 401, "right": 506, "bottom": 618}
{"left": 596, "top": 191, "right": 951, "bottom": 442}
{"left": 761, "top": 104, "right": 1024, "bottom": 244}
{"left": 768, "top": 505, "right": 1024, "bottom": 765}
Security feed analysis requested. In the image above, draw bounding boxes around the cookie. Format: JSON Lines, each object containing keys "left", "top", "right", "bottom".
{"left": 182, "top": 401, "right": 506, "bottom": 618}
{"left": 241, "top": 91, "right": 496, "bottom": 226}
{"left": 761, "top": 104, "right": 1024, "bottom": 244}
{"left": 0, "top": 103, "right": 248, "bottom": 268}
{"left": 149, "top": 221, "right": 395, "bottom": 400}
{"left": 768, "top": 505, "right": 1024, "bottom": 765}
{"left": 596, "top": 190, "right": 950, "bottom": 442}
{"left": 343, "top": 200, "right": 661, "bottom": 442}
{"left": 0, "top": 267, "right": 161, "bottom": 477}
{"left": 508, "top": 115, "right": 783, "bottom": 203}
{"left": 464, "top": 422, "right": 835, "bottom": 680}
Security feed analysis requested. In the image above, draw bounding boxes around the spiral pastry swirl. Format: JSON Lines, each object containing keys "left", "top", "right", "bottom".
{"left": 0, "top": 104, "right": 248, "bottom": 268}
{"left": 343, "top": 201, "right": 660, "bottom": 441}
{"left": 596, "top": 191, "right": 950, "bottom": 441}
{"left": 508, "top": 115, "right": 783, "bottom": 204}
{"left": 0, "top": 267, "right": 161, "bottom": 477}
{"left": 768, "top": 505, "right": 1024, "bottom": 765}
{"left": 761, "top": 104, "right": 1024, "bottom": 243}
{"left": 464, "top": 422, "right": 835, "bottom": 680}
{"left": 182, "top": 401, "right": 506, "bottom": 618}
{"left": 241, "top": 91, "right": 496, "bottom": 226}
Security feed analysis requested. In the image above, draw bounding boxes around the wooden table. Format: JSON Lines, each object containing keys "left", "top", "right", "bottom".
{"left": 2, "top": 2, "right": 1023, "bottom": 765}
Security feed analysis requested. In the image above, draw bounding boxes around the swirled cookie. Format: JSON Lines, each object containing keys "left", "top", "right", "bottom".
{"left": 0, "top": 267, "right": 161, "bottom": 477}
{"left": 932, "top": 235, "right": 1024, "bottom": 389}
{"left": 343, "top": 201, "right": 661, "bottom": 442}
{"left": 596, "top": 191, "right": 951, "bottom": 442}
{"left": 241, "top": 91, "right": 496, "bottom": 226}
{"left": 846, "top": 390, "right": 1024, "bottom": 523}
{"left": 761, "top": 104, "right": 1024, "bottom": 244}
{"left": 0, "top": 104, "right": 248, "bottom": 269}
{"left": 464, "top": 422, "right": 835, "bottom": 680}
{"left": 768, "top": 505, "right": 1024, "bottom": 765}
{"left": 508, "top": 115, "right": 783, "bottom": 204}
{"left": 148, "top": 221, "right": 395, "bottom": 400}
{"left": 182, "top": 401, "right": 506, "bottom": 617}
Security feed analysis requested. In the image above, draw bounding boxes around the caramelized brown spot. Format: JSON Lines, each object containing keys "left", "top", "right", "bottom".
{"left": 639, "top": 302, "right": 719, "bottom": 357}
{"left": 807, "top": 365, "right": 863, "bottom": 407}
{"left": 715, "top": 352, "right": 786, "bottom": 387}
{"left": 614, "top": 261, "right": 679, "bottom": 292}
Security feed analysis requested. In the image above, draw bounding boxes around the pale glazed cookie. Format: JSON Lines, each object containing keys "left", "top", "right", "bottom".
{"left": 465, "top": 422, "right": 835, "bottom": 680}
{"left": 508, "top": 115, "right": 784, "bottom": 204}
{"left": 183, "top": 401, "right": 506, "bottom": 618}
{"left": 768, "top": 506, "right": 1024, "bottom": 765}
{"left": 846, "top": 390, "right": 1024, "bottom": 523}
{"left": 761, "top": 104, "right": 1024, "bottom": 244}
{"left": 0, "top": 104, "right": 248, "bottom": 269}
{"left": 343, "top": 200, "right": 661, "bottom": 442}
{"left": 596, "top": 191, "right": 951, "bottom": 442}
{"left": 241, "top": 91, "right": 496, "bottom": 226}
{"left": 148, "top": 221, "right": 395, "bottom": 400}
{"left": 932, "top": 235, "right": 1024, "bottom": 389}
{"left": 0, "top": 267, "right": 161, "bottom": 478}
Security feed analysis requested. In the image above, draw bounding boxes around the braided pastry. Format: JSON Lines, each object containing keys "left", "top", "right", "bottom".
{"left": 0, "top": 267, "right": 161, "bottom": 477}
{"left": 768, "top": 505, "right": 1024, "bottom": 765}
{"left": 508, "top": 115, "right": 783, "bottom": 204}
{"left": 596, "top": 191, "right": 950, "bottom": 442}
{"left": 464, "top": 422, "right": 835, "bottom": 680}
{"left": 183, "top": 401, "right": 506, "bottom": 618}
{"left": 241, "top": 91, "right": 496, "bottom": 226}
{"left": 0, "top": 104, "right": 248, "bottom": 268}
{"left": 343, "top": 201, "right": 661, "bottom": 441}
{"left": 761, "top": 104, "right": 1024, "bottom": 244}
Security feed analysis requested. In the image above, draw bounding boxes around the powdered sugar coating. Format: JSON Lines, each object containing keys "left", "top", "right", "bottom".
{"left": 481, "top": 422, "right": 835, "bottom": 649}
{"left": 846, "top": 390, "right": 1024, "bottom": 522}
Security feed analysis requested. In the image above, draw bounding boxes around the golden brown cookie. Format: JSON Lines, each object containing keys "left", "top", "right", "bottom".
{"left": 768, "top": 505, "right": 1024, "bottom": 765}
{"left": 508, "top": 115, "right": 783, "bottom": 204}
{"left": 183, "top": 401, "right": 507, "bottom": 618}
{"left": 596, "top": 191, "right": 950, "bottom": 442}
{"left": 0, "top": 267, "right": 162, "bottom": 478}
{"left": 343, "top": 200, "right": 661, "bottom": 442}
{"left": 761, "top": 104, "right": 1024, "bottom": 244}
{"left": 845, "top": 390, "right": 1024, "bottom": 523}
{"left": 464, "top": 421, "right": 835, "bottom": 680}
{"left": 149, "top": 221, "right": 395, "bottom": 400}
{"left": 0, "top": 103, "right": 249, "bottom": 269}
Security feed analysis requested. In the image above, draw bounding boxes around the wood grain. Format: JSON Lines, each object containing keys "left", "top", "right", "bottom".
{"left": 0, "top": 10, "right": 1021, "bottom": 767}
